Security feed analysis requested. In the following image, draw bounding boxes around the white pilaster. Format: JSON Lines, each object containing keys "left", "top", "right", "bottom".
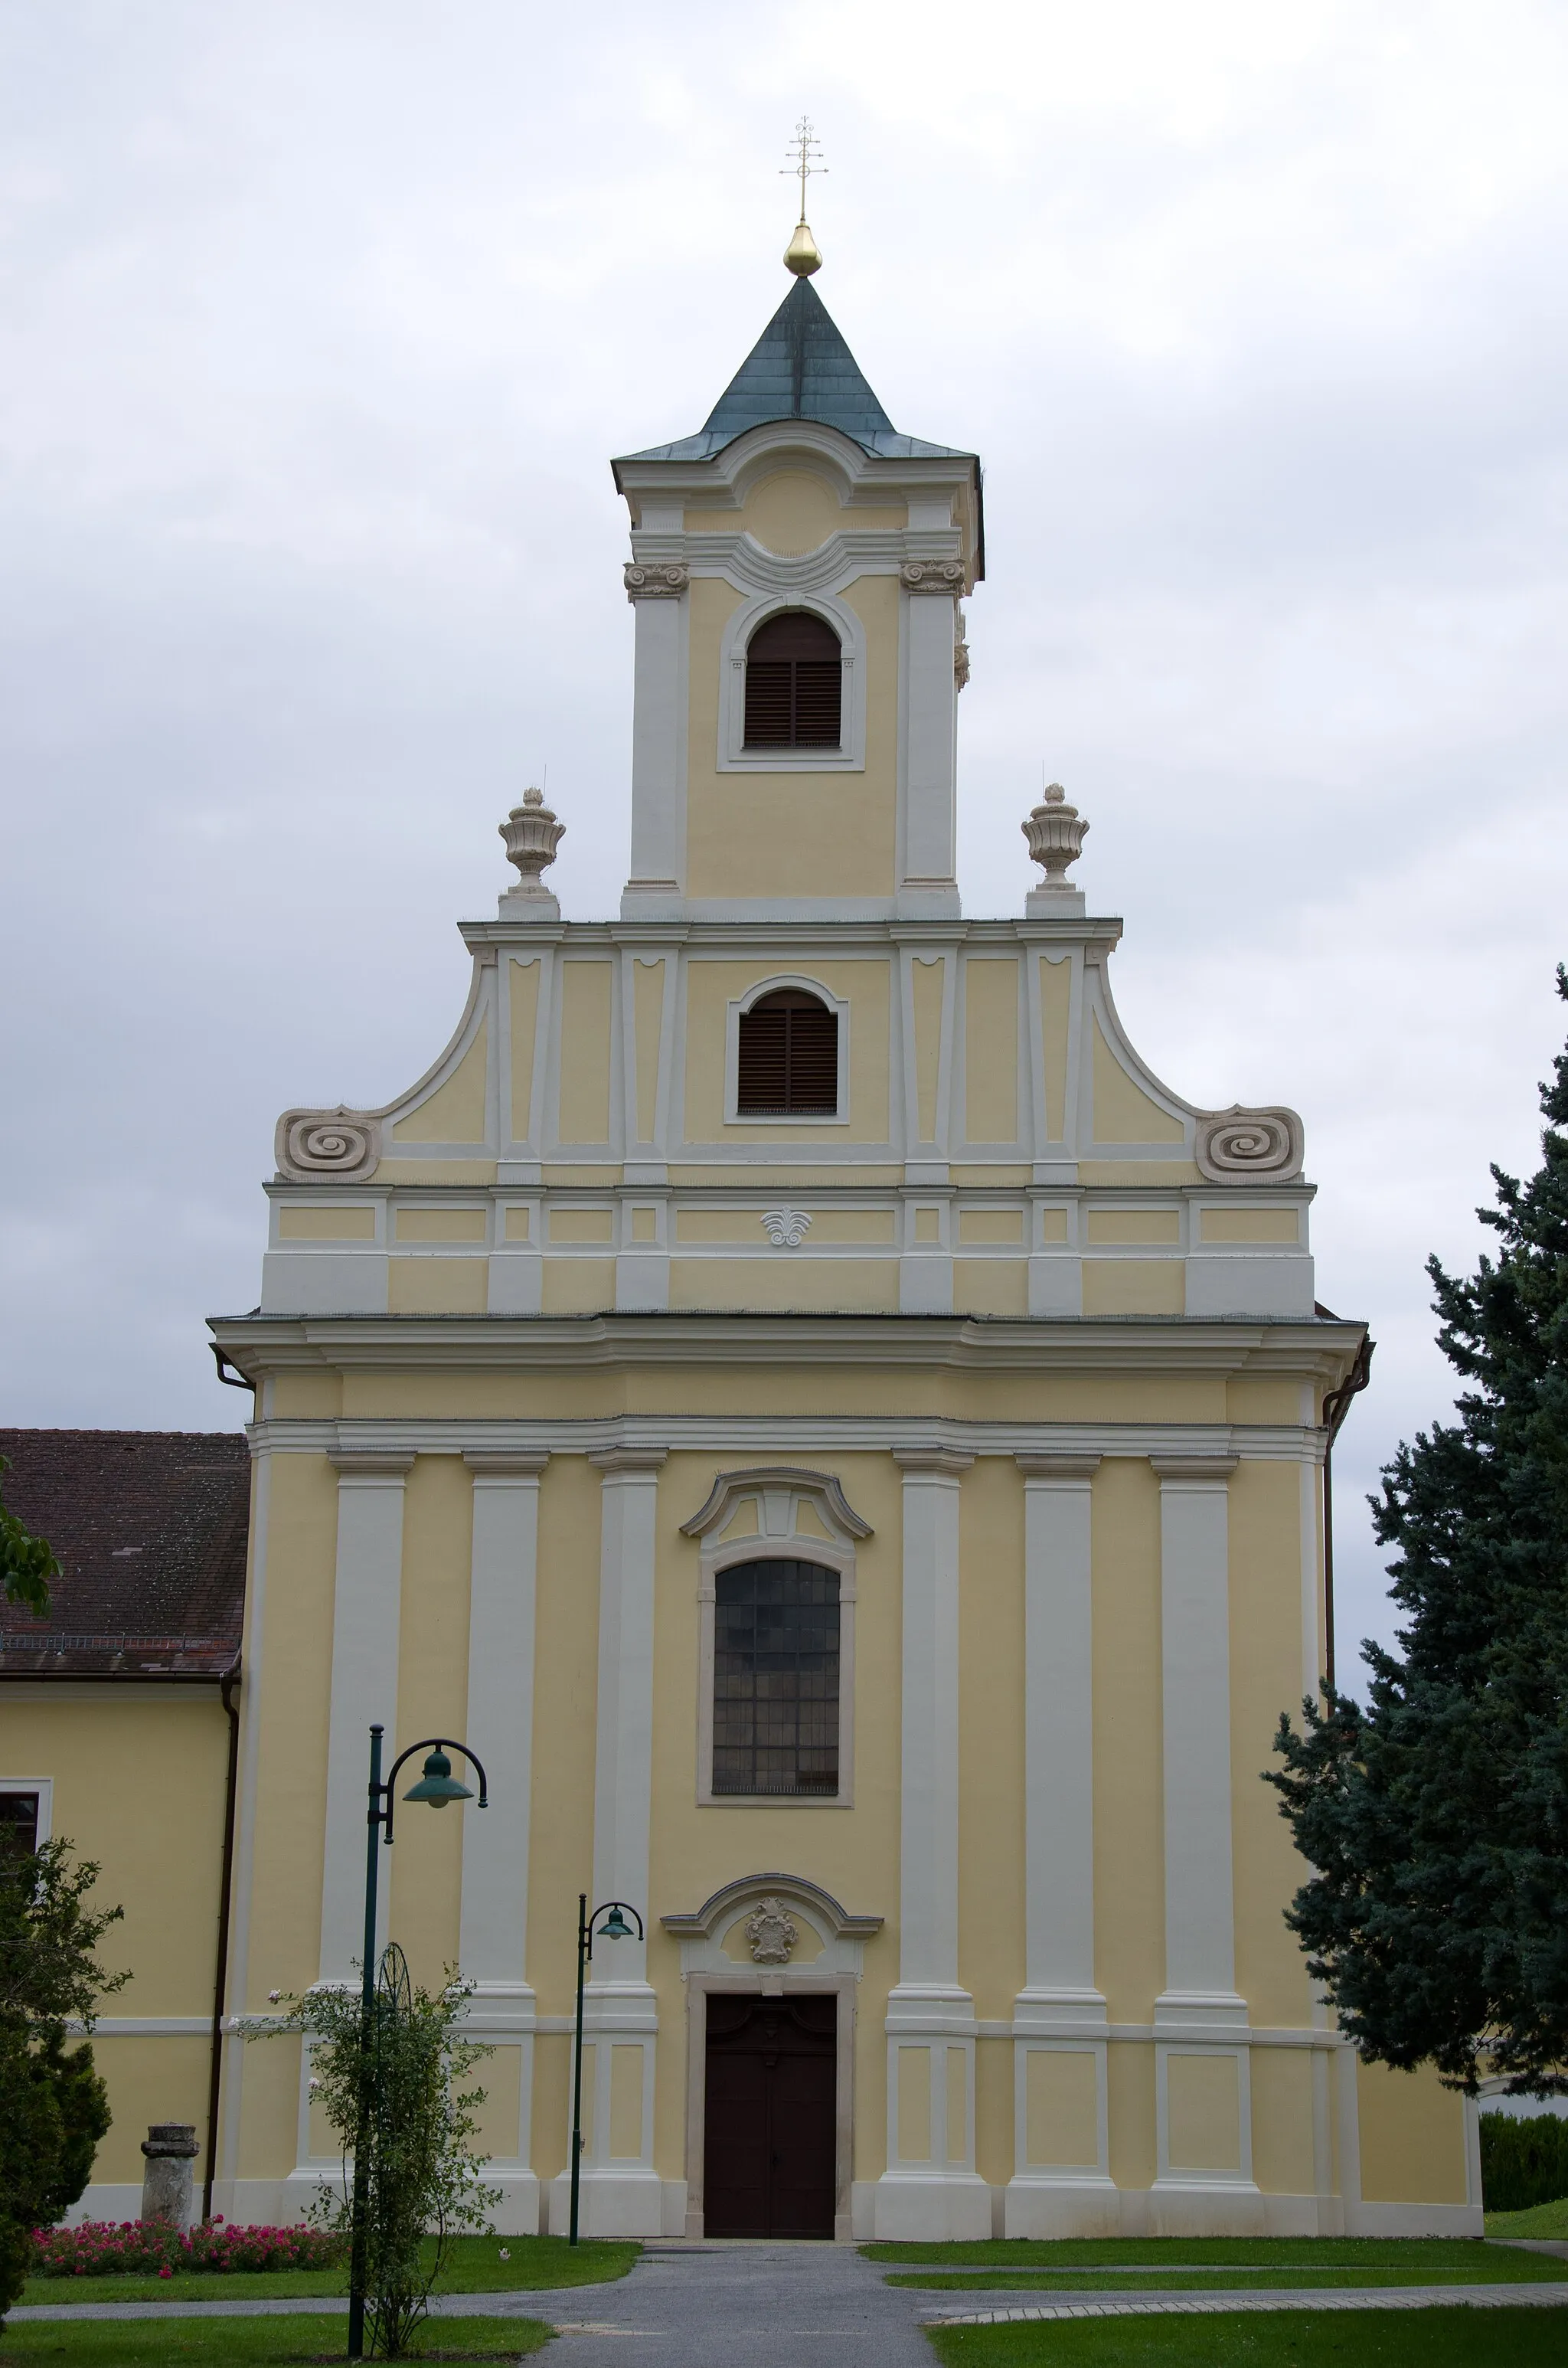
{"left": 459, "top": 1451, "right": 547, "bottom": 2233}
{"left": 318, "top": 1453, "right": 413, "bottom": 1984}
{"left": 1005, "top": 1454, "right": 1114, "bottom": 2234}
{"left": 876, "top": 1448, "right": 988, "bottom": 2239}
{"left": 550, "top": 1447, "right": 667, "bottom": 2237}
{"left": 1152, "top": 1455, "right": 1241, "bottom": 2017}
{"left": 622, "top": 589, "right": 686, "bottom": 911}
{"left": 1150, "top": 1454, "right": 1256, "bottom": 2224}
{"left": 898, "top": 592, "right": 961, "bottom": 917}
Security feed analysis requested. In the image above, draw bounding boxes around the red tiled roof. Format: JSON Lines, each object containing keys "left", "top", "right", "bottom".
{"left": 0, "top": 1430, "right": 250, "bottom": 1678}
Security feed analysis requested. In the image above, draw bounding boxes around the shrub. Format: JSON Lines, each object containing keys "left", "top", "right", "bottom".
{"left": 1481, "top": 2110, "right": 1568, "bottom": 2213}
{"left": 28, "top": 2219, "right": 348, "bottom": 2278}
{"left": 247, "top": 1948, "right": 493, "bottom": 2358}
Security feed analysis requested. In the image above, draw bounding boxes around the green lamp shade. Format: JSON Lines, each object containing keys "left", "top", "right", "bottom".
{"left": 403, "top": 1748, "right": 473, "bottom": 1810}
{"left": 599, "top": 1905, "right": 633, "bottom": 1941}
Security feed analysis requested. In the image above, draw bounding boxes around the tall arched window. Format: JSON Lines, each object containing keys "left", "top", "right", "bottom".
{"left": 712, "top": 1558, "right": 840, "bottom": 1796}
{"left": 737, "top": 989, "right": 838, "bottom": 1116}
{"left": 743, "top": 611, "right": 842, "bottom": 749}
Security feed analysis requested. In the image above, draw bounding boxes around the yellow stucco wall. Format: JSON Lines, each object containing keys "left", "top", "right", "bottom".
{"left": 684, "top": 574, "right": 900, "bottom": 899}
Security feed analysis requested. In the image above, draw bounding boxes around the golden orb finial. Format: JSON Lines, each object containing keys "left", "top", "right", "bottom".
{"left": 780, "top": 115, "right": 826, "bottom": 276}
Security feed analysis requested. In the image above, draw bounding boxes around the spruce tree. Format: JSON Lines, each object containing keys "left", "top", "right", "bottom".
{"left": 1268, "top": 969, "right": 1568, "bottom": 2095}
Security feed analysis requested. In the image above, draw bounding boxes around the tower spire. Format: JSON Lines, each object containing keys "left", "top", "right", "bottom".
{"left": 780, "top": 115, "right": 825, "bottom": 277}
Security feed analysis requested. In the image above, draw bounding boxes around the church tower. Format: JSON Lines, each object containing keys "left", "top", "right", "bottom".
{"left": 614, "top": 265, "right": 978, "bottom": 921}
{"left": 201, "top": 195, "right": 1478, "bottom": 2249}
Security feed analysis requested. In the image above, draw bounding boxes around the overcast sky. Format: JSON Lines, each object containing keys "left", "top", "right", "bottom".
{"left": 2, "top": 1, "right": 1565, "bottom": 1680}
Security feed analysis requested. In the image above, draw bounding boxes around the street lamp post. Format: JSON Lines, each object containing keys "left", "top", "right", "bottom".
{"left": 346, "top": 1725, "right": 488, "bottom": 2363}
{"left": 568, "top": 1896, "right": 644, "bottom": 2247}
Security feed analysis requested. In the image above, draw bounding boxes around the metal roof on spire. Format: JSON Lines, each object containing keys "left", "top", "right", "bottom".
{"left": 616, "top": 277, "right": 970, "bottom": 466}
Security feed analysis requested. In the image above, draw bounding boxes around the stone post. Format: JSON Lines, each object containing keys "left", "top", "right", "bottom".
{"left": 140, "top": 2123, "right": 200, "bottom": 2228}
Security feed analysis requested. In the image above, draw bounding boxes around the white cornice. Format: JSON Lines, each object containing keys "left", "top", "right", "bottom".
{"left": 245, "top": 1415, "right": 1331, "bottom": 1464}
{"left": 213, "top": 1312, "right": 1363, "bottom": 1387}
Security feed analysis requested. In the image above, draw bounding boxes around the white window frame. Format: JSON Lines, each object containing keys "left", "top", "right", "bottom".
{"left": 0, "top": 1778, "right": 53, "bottom": 1850}
{"left": 725, "top": 974, "right": 851, "bottom": 1127}
{"left": 716, "top": 590, "right": 867, "bottom": 774}
{"left": 681, "top": 1468, "right": 871, "bottom": 1809}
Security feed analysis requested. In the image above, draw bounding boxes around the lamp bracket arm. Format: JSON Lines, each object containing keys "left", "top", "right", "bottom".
{"left": 381, "top": 1735, "right": 491, "bottom": 1845}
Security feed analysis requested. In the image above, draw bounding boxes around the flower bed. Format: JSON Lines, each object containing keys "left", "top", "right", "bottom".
{"left": 30, "top": 2218, "right": 347, "bottom": 2278}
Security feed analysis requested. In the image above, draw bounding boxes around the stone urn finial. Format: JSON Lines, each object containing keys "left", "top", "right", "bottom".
{"left": 1023, "top": 781, "right": 1089, "bottom": 912}
{"left": 499, "top": 786, "right": 564, "bottom": 918}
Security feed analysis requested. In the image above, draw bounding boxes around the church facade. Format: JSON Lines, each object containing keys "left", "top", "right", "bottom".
{"left": 171, "top": 255, "right": 1483, "bottom": 2239}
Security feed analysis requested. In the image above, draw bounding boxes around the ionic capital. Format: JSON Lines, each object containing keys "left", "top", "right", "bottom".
{"left": 624, "top": 561, "right": 689, "bottom": 600}
{"left": 900, "top": 560, "right": 965, "bottom": 597}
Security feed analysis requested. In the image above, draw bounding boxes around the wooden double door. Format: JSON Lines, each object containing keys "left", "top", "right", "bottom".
{"left": 702, "top": 1993, "right": 837, "bottom": 2239}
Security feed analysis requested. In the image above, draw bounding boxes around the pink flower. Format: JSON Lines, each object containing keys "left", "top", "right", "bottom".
{"left": 158, "top": 2268, "right": 172, "bottom": 2279}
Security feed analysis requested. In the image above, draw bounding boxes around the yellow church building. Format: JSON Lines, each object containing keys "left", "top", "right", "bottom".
{"left": 6, "top": 232, "right": 1481, "bottom": 2243}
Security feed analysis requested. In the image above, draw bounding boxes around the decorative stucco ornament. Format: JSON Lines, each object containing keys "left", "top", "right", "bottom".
{"left": 623, "top": 561, "right": 689, "bottom": 600}
{"left": 499, "top": 787, "right": 565, "bottom": 908}
{"left": 1195, "top": 1105, "right": 1305, "bottom": 1184}
{"left": 953, "top": 607, "right": 971, "bottom": 692}
{"left": 1022, "top": 781, "right": 1089, "bottom": 895}
{"left": 745, "top": 1898, "right": 800, "bottom": 1964}
{"left": 761, "top": 1208, "right": 812, "bottom": 1248}
{"left": 900, "top": 560, "right": 965, "bottom": 597}
{"left": 275, "top": 1108, "right": 381, "bottom": 1181}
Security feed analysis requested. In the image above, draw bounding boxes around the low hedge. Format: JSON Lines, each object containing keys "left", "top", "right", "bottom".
{"left": 1480, "top": 2111, "right": 1568, "bottom": 2213}
{"left": 30, "top": 2219, "right": 346, "bottom": 2278}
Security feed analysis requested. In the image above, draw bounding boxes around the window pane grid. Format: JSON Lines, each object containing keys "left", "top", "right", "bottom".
{"left": 711, "top": 1558, "right": 840, "bottom": 1797}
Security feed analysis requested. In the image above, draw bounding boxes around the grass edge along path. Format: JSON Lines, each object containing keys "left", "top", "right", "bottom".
{"left": 924, "top": 2302, "right": 1568, "bottom": 2368}
{"left": 0, "top": 2314, "right": 552, "bottom": 2362}
{"left": 888, "top": 2258, "right": 1568, "bottom": 2289}
{"left": 864, "top": 2237, "right": 1507, "bottom": 2268}
{"left": 18, "top": 2234, "right": 636, "bottom": 2309}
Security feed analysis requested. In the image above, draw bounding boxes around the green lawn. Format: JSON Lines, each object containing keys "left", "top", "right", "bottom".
{"left": 866, "top": 2239, "right": 1511, "bottom": 2270}
{"left": 893, "top": 2259, "right": 1566, "bottom": 2290}
{"left": 923, "top": 2307, "right": 1568, "bottom": 2367}
{"left": 19, "top": 2234, "right": 634, "bottom": 2308}
{"left": 1486, "top": 2198, "right": 1568, "bottom": 2240}
{"left": 0, "top": 2317, "right": 550, "bottom": 2363}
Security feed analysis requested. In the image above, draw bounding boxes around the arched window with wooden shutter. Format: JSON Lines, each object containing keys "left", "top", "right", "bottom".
{"left": 736, "top": 989, "right": 839, "bottom": 1116}
{"left": 743, "top": 612, "right": 842, "bottom": 749}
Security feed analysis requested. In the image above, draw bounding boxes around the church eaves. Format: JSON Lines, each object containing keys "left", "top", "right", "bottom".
{"left": 616, "top": 276, "right": 970, "bottom": 466}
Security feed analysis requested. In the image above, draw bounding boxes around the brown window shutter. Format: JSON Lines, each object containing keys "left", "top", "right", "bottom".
{"left": 737, "top": 989, "right": 838, "bottom": 1116}
{"left": 742, "top": 612, "right": 842, "bottom": 750}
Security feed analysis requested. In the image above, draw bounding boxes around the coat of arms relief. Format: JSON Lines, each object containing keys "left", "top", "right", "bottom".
{"left": 744, "top": 1898, "right": 800, "bottom": 1964}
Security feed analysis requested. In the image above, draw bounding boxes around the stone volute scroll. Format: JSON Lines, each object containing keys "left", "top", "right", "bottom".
{"left": 900, "top": 559, "right": 966, "bottom": 596}
{"left": 745, "top": 1898, "right": 800, "bottom": 1964}
{"left": 624, "top": 561, "right": 689, "bottom": 600}
{"left": 1195, "top": 1104, "right": 1305, "bottom": 1183}
{"left": 1023, "top": 781, "right": 1088, "bottom": 913}
{"left": 498, "top": 786, "right": 565, "bottom": 919}
{"left": 275, "top": 1107, "right": 381, "bottom": 1182}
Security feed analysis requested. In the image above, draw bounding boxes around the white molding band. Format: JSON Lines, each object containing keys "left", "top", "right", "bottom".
{"left": 714, "top": 588, "right": 867, "bottom": 775}
{"left": 318, "top": 1452, "right": 413, "bottom": 1982}
{"left": 246, "top": 1415, "right": 1332, "bottom": 1467}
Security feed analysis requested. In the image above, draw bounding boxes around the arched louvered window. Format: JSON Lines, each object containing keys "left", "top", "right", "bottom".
{"left": 737, "top": 989, "right": 838, "bottom": 1116}
{"left": 712, "top": 1558, "right": 840, "bottom": 1796}
{"left": 743, "top": 611, "right": 842, "bottom": 749}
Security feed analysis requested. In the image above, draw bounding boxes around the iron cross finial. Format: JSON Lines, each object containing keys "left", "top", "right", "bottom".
{"left": 782, "top": 116, "right": 826, "bottom": 221}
